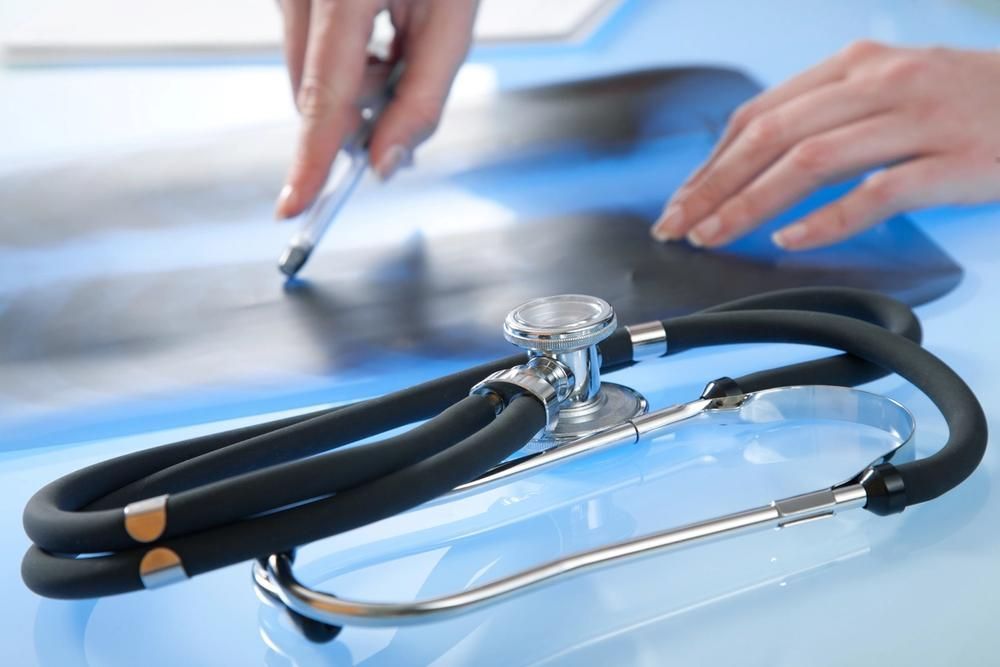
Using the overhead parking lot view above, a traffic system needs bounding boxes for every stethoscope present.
[21,287,987,644]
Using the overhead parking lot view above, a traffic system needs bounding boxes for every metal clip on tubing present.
[20,288,987,638]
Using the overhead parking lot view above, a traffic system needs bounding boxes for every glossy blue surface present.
[3,1,1000,665]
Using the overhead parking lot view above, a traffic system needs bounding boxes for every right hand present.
[275,0,480,219]
[652,41,1000,250]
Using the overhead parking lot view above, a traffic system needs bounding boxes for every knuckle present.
[862,170,902,208]
[744,113,782,151]
[737,189,765,221]
[408,97,444,137]
[719,193,755,228]
[878,55,930,87]
[911,97,944,125]
[296,78,350,119]
[292,147,332,174]
[728,102,757,133]
[789,138,836,176]
[852,70,886,99]
[827,199,853,234]
[393,93,445,144]
[841,39,885,64]
[686,177,726,213]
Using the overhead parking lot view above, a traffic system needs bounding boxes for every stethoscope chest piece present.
[501,294,647,446]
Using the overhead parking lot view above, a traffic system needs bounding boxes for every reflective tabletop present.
[2,1,999,665]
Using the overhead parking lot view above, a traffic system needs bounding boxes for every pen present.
[278,62,405,278]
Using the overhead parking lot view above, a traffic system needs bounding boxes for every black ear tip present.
[862,462,907,516]
[288,608,343,643]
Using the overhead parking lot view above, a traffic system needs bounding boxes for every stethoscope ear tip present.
[287,610,342,644]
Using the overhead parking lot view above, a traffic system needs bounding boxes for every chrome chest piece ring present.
[479,294,649,446]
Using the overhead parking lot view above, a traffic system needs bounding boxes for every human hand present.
[275,0,479,219]
[652,42,1000,250]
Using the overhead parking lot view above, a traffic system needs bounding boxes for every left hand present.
[651,41,1000,250]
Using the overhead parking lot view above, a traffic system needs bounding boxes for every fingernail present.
[274,184,297,220]
[773,224,809,249]
[687,215,721,247]
[651,205,685,241]
[375,144,410,182]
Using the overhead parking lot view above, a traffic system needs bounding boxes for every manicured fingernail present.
[651,205,685,241]
[687,215,720,247]
[773,224,809,249]
[375,144,410,181]
[274,184,297,220]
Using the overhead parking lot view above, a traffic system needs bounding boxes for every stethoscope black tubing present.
[26,396,499,555]
[23,355,524,555]
[698,287,922,391]
[22,396,546,599]
[22,287,961,601]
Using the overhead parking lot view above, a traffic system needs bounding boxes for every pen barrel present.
[298,150,371,248]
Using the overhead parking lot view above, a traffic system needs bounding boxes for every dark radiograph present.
[0,68,961,448]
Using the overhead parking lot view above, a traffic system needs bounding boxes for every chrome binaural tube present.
[253,385,915,630]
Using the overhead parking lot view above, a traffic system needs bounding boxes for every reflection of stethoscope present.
[21,287,987,643]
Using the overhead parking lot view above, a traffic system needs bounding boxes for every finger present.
[685,113,924,247]
[278,0,311,100]
[674,40,888,202]
[276,0,382,219]
[683,55,849,186]
[772,156,958,250]
[368,0,479,180]
[653,77,891,241]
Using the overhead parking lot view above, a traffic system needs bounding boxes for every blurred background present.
[2,0,997,170]
[0,0,627,169]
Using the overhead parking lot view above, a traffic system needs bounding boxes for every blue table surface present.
[2,1,1000,665]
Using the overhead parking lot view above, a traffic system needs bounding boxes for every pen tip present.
[279,246,310,278]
